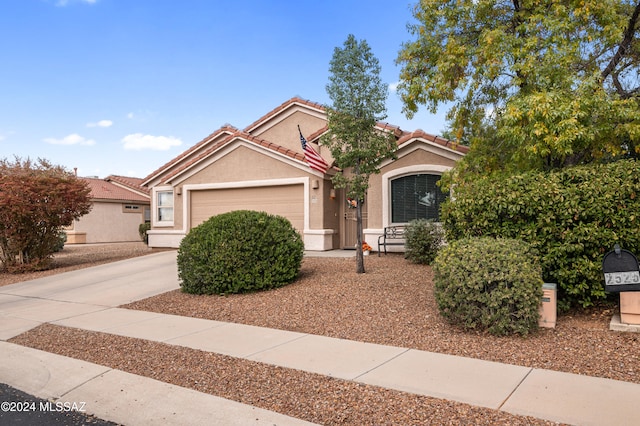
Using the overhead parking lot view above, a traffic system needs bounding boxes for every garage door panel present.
[190,185,304,231]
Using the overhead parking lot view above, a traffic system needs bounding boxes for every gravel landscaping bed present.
[123,255,640,385]
[4,244,637,424]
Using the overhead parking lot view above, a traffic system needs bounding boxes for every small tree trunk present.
[355,199,365,273]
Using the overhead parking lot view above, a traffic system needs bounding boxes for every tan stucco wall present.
[390,146,457,170]
[252,110,334,165]
[166,145,331,234]
[70,201,147,243]
[172,191,185,234]
[181,146,308,185]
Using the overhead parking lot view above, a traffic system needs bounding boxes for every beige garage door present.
[190,185,304,231]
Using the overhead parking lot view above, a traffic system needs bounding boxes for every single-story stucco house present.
[142,97,468,251]
[65,175,150,244]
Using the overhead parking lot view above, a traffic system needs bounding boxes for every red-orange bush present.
[0,157,92,272]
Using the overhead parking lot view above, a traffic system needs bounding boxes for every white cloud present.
[122,133,182,151]
[43,133,96,146]
[389,82,400,92]
[86,119,113,128]
[127,112,135,119]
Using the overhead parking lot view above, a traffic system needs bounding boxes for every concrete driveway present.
[0,251,180,340]
[0,251,314,425]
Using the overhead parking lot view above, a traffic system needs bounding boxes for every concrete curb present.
[0,342,317,426]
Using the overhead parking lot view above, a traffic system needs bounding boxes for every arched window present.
[391,174,447,223]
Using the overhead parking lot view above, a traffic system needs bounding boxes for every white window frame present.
[153,187,174,227]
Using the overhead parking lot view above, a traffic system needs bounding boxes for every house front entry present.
[342,202,368,249]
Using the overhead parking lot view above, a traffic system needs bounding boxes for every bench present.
[377,226,406,256]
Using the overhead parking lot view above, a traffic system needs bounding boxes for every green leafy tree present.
[397,0,640,176]
[0,157,92,272]
[322,34,397,273]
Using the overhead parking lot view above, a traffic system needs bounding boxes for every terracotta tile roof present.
[159,130,309,184]
[377,122,406,138]
[307,126,328,143]
[294,122,402,145]
[397,129,469,154]
[243,97,326,133]
[82,177,150,203]
[106,175,150,195]
[142,125,238,186]
[143,97,462,186]
[244,97,406,138]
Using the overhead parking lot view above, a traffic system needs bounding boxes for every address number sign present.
[602,244,640,293]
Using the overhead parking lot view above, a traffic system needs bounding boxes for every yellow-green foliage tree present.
[0,157,92,272]
[397,0,640,176]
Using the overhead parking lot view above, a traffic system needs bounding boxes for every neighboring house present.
[65,175,151,244]
[142,97,468,251]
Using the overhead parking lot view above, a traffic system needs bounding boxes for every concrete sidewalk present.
[1,250,639,425]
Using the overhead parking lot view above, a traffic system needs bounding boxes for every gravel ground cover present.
[4,243,637,424]
[123,255,640,385]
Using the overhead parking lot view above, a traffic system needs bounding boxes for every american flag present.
[298,126,329,174]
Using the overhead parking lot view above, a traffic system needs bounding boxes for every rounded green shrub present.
[433,237,543,336]
[177,210,304,295]
[404,219,444,265]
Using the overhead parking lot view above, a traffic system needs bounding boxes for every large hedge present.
[441,159,640,309]
[433,237,543,336]
[177,210,304,295]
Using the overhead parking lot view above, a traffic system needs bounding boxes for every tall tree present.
[0,157,92,272]
[323,34,397,273]
[396,0,640,177]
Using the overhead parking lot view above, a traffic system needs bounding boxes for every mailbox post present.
[603,244,640,325]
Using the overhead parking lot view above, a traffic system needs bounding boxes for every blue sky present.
[0,0,448,179]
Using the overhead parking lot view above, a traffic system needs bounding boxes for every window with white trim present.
[157,190,174,223]
[391,174,447,223]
